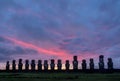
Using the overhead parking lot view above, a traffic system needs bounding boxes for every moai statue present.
[31,60,36,71]
[98,55,104,70]
[82,59,87,70]
[73,56,78,70]
[44,60,48,70]
[18,59,23,71]
[50,59,55,71]
[25,60,29,71]
[89,58,94,70]
[38,60,42,71]
[65,60,70,71]
[107,58,113,70]
[12,60,16,71]
[6,61,10,71]
[57,59,62,71]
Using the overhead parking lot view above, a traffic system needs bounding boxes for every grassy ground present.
[0,72,120,81]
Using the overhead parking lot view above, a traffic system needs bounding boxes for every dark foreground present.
[0,72,120,81]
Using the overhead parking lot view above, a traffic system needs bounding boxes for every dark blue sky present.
[0,0,120,69]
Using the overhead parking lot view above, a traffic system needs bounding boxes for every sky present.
[0,0,120,69]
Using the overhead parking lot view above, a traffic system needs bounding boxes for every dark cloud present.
[0,46,37,55]
[0,36,13,43]
[0,45,38,61]
[0,36,6,42]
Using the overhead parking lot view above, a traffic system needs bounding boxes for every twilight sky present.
[0,0,120,69]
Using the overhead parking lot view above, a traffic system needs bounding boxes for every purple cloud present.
[0,0,120,68]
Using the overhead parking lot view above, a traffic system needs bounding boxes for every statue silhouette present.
[12,60,16,71]
[6,61,10,71]
[89,58,94,70]
[25,60,29,71]
[65,60,70,71]
[82,59,87,70]
[107,58,113,70]
[99,55,104,70]
[73,56,78,70]
[31,60,36,71]
[44,60,48,70]
[50,59,55,71]
[57,59,62,71]
[18,59,23,71]
[38,60,42,71]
